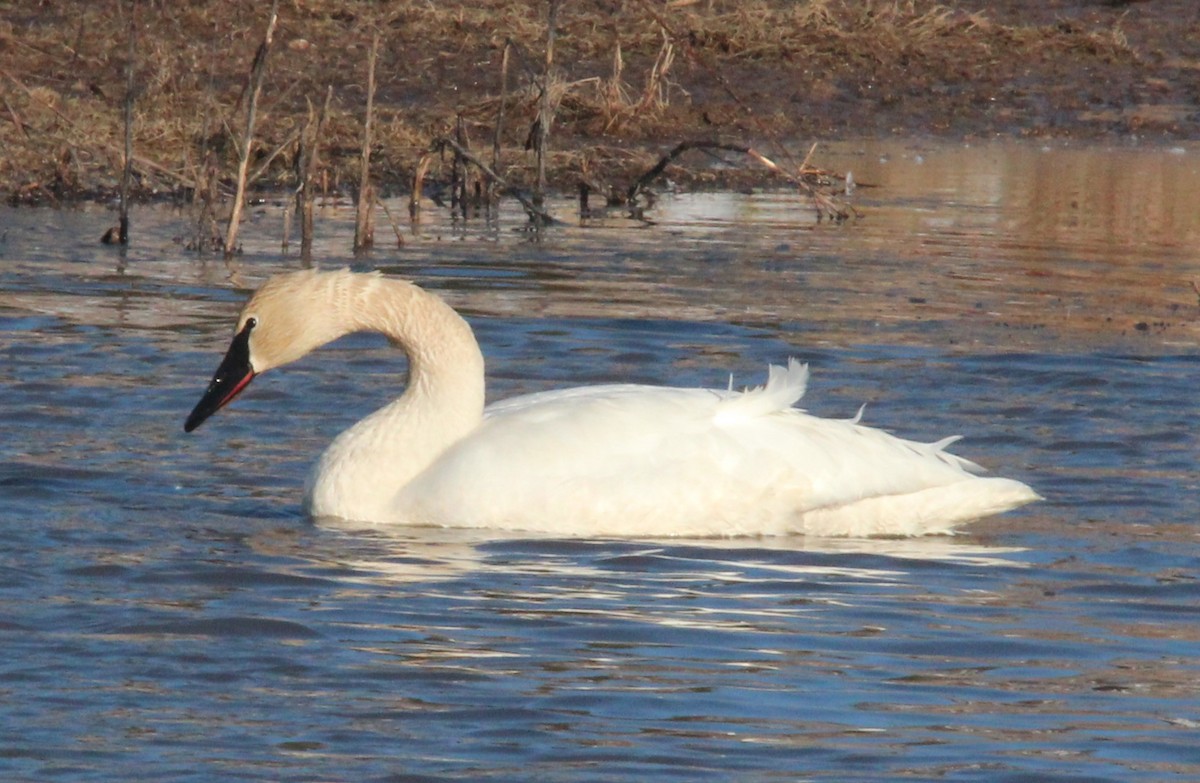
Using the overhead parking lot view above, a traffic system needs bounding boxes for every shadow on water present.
[1,139,1198,782]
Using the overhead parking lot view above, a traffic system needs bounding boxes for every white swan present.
[184,269,1039,537]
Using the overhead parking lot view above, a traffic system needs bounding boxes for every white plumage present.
[185,269,1039,538]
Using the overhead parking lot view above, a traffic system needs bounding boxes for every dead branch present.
[224,0,279,259]
[626,140,753,204]
[410,152,433,220]
[627,139,856,222]
[491,38,512,201]
[433,135,556,225]
[246,127,301,190]
[354,30,380,254]
[534,0,559,214]
[377,196,405,248]
[117,0,136,246]
[451,114,468,213]
[297,85,333,262]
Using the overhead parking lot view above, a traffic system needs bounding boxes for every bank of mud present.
[1,0,1197,206]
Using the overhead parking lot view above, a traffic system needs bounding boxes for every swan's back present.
[397,361,1039,537]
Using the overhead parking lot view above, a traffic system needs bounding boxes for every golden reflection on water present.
[3,140,1198,353]
[550,139,1200,351]
[816,140,1200,250]
[816,140,1200,348]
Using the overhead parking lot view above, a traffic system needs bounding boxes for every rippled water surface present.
[2,140,1199,781]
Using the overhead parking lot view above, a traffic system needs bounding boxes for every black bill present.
[184,320,257,432]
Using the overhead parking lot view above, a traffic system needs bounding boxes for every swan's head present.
[184,270,356,432]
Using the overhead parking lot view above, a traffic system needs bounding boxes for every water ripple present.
[2,148,1199,781]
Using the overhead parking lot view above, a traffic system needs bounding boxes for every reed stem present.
[354,30,380,254]
[224,0,279,259]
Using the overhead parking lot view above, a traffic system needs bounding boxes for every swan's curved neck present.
[303,274,486,523]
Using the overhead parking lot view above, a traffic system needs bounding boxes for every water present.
[1,139,1198,782]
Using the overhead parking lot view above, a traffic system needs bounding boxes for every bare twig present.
[627,140,855,221]
[297,85,332,262]
[626,140,752,204]
[434,136,556,225]
[354,29,379,254]
[534,0,559,215]
[188,150,221,254]
[451,113,467,214]
[117,0,136,246]
[377,196,405,248]
[491,38,511,201]
[224,0,279,258]
[246,127,301,189]
[281,199,293,255]
[410,152,433,220]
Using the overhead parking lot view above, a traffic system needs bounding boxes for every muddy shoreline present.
[2,0,1197,206]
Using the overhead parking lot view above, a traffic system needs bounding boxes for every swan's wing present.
[401,383,735,532]
[484,358,809,417]
[398,365,1037,537]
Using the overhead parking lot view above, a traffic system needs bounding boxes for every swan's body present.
[185,269,1038,537]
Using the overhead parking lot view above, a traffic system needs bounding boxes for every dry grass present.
[0,0,1149,205]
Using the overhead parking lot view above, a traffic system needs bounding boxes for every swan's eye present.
[245,316,258,330]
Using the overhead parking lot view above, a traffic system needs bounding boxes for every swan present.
[184,268,1039,537]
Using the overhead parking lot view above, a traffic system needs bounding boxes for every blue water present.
[2,141,1199,781]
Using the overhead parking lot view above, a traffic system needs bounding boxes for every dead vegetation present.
[0,0,1176,218]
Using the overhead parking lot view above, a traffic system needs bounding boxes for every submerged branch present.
[432,136,557,225]
[627,140,856,221]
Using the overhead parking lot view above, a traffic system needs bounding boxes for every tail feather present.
[716,359,809,421]
[799,476,1042,537]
